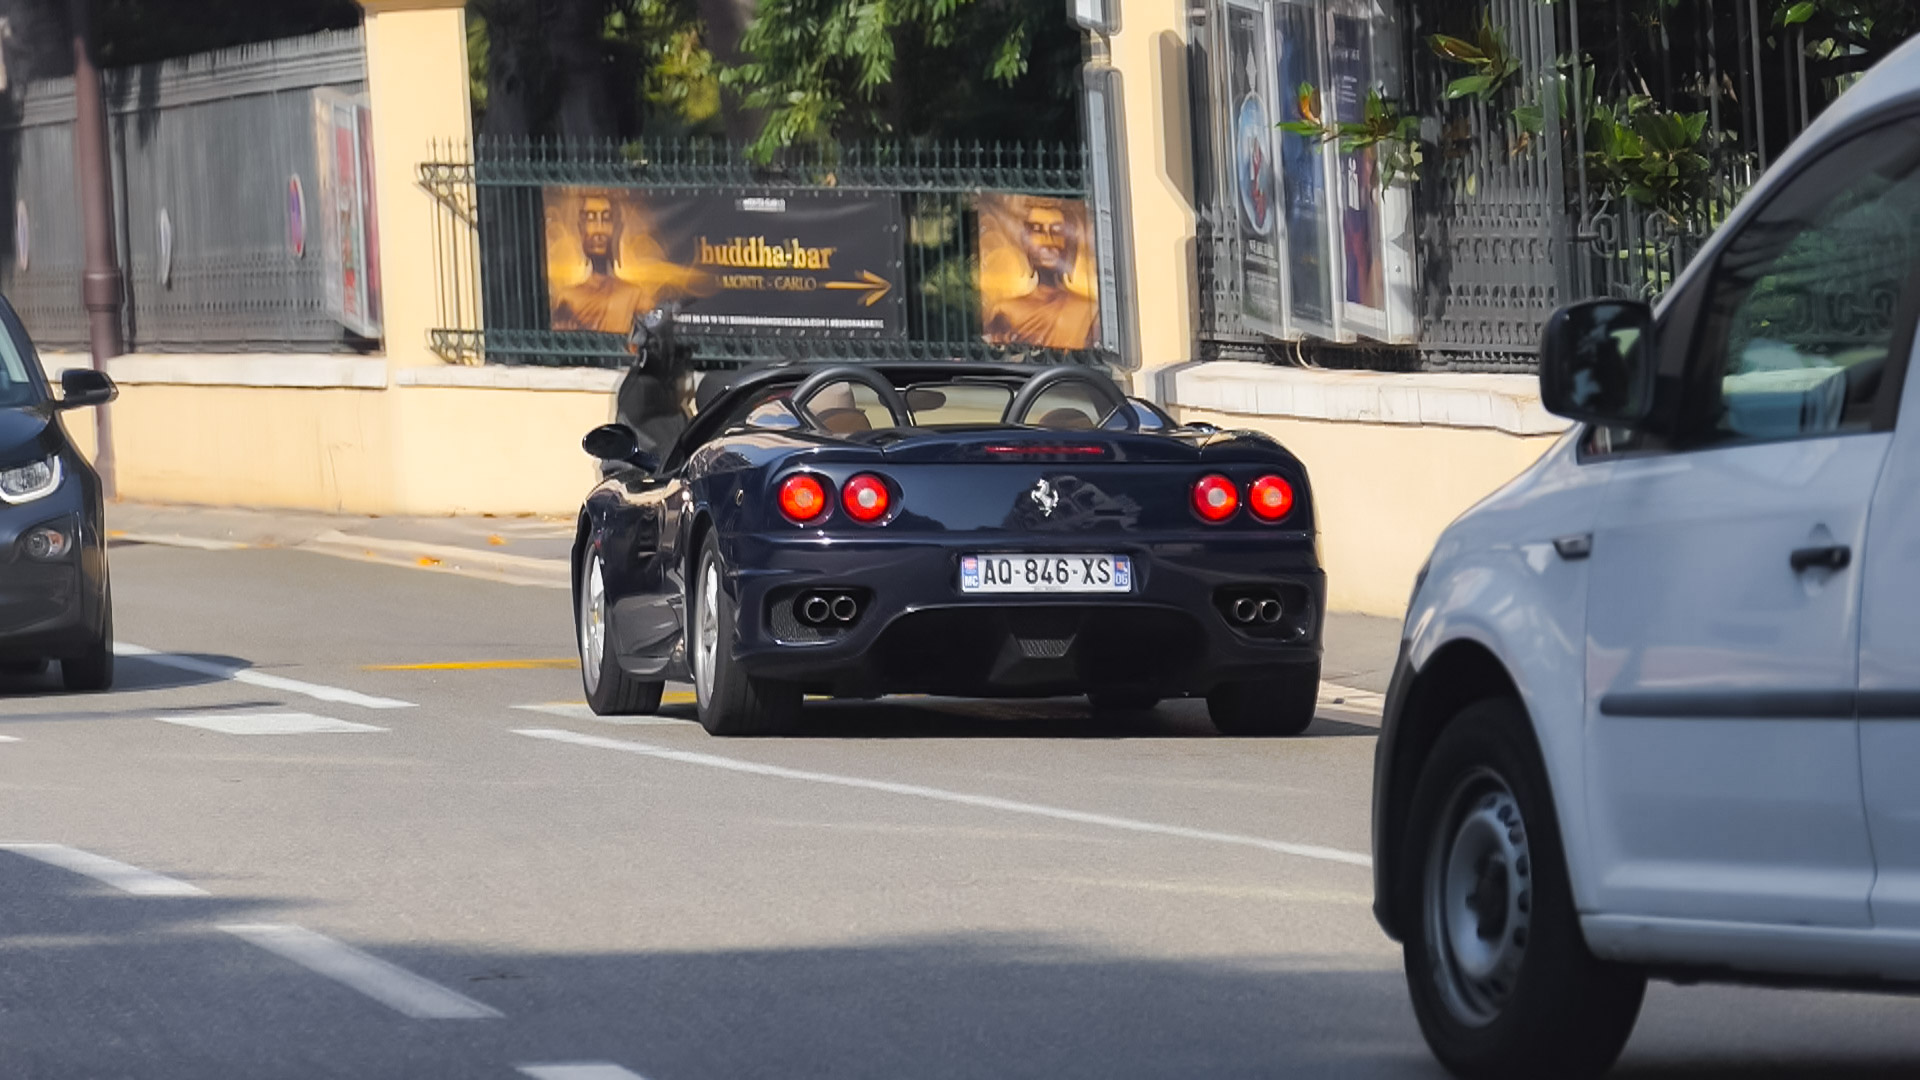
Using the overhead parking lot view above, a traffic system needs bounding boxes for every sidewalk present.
[107,502,574,589]
[104,501,1402,694]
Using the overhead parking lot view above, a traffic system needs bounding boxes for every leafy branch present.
[1428,15,1521,104]
[1279,85,1424,186]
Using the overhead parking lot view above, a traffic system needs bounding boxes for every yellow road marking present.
[363,659,576,671]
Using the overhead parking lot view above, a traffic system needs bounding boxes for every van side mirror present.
[1539,299,1656,428]
[582,424,659,472]
[56,368,117,410]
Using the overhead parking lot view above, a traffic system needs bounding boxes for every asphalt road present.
[6,541,1920,1079]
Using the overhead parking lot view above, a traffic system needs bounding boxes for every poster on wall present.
[541,189,906,338]
[1327,11,1385,321]
[975,193,1101,350]
[1272,0,1338,338]
[1224,0,1283,338]
[313,88,381,339]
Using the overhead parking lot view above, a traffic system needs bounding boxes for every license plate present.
[959,554,1132,594]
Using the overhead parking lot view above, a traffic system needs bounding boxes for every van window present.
[1692,116,1920,444]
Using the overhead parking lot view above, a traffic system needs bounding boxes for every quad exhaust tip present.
[797,591,862,627]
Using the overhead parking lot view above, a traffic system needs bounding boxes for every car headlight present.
[0,457,62,504]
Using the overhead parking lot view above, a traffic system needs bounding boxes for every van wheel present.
[691,535,800,736]
[1401,697,1645,1080]
[1206,662,1319,736]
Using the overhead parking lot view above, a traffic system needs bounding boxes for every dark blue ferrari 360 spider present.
[572,361,1325,736]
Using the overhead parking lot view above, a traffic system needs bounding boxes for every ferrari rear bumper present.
[725,532,1324,698]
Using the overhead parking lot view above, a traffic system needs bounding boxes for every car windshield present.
[0,318,37,408]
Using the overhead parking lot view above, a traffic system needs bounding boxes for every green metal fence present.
[420,137,1091,370]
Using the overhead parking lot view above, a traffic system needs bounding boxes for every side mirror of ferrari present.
[582,424,658,472]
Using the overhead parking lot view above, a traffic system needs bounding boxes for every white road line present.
[115,644,415,710]
[518,1065,651,1080]
[0,844,208,897]
[0,735,18,743]
[512,728,1373,869]
[512,703,694,726]
[219,924,501,1020]
[157,712,388,736]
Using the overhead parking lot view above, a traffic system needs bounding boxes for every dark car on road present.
[572,361,1325,736]
[0,298,118,691]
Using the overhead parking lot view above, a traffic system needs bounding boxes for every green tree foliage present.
[722,0,1079,156]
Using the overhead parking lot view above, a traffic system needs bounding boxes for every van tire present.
[1400,697,1645,1079]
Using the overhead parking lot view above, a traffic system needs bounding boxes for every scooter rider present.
[617,302,694,459]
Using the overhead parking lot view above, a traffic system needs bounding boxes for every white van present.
[1372,35,1920,1080]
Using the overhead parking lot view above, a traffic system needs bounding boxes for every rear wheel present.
[1206,662,1319,736]
[61,588,113,693]
[579,548,664,716]
[1401,698,1645,1080]
[0,658,49,677]
[691,535,800,736]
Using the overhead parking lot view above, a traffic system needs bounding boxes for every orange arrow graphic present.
[824,269,893,307]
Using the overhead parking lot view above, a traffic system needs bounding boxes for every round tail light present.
[1191,474,1239,523]
[1248,475,1295,521]
[779,474,829,523]
[842,473,892,523]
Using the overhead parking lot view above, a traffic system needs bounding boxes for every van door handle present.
[1790,544,1851,573]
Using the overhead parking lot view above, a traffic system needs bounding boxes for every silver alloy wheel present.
[694,553,720,709]
[1424,767,1533,1027]
[580,553,606,694]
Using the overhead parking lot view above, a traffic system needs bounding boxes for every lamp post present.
[68,0,120,496]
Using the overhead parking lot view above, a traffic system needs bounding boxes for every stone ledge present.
[394,365,622,392]
[40,353,389,390]
[1161,361,1568,437]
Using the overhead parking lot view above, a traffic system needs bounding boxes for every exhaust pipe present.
[1258,598,1283,624]
[800,594,832,626]
[1231,597,1260,624]
[830,594,859,623]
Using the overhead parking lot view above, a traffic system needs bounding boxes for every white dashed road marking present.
[157,712,388,736]
[116,644,415,710]
[220,924,502,1020]
[512,728,1373,868]
[0,843,208,897]
[512,703,694,726]
[518,1065,652,1080]
[0,735,18,743]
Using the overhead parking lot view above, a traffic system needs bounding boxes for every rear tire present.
[0,658,49,677]
[1400,697,1645,1080]
[691,534,800,736]
[579,548,665,716]
[61,590,113,692]
[1206,662,1319,736]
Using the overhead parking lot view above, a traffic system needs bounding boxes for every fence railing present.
[0,29,367,352]
[421,137,1093,370]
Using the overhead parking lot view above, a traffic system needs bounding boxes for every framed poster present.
[1223,0,1283,339]
[1270,0,1342,340]
[312,88,381,339]
[1323,0,1417,343]
[541,189,906,338]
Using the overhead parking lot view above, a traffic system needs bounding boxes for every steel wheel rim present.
[580,554,606,694]
[694,555,720,709]
[1423,766,1532,1028]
